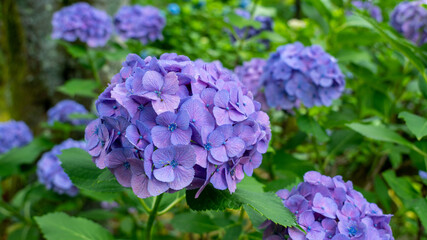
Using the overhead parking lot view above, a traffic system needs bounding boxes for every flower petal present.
[169,166,195,190]
[153,165,175,183]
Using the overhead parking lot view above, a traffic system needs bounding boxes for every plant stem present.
[145,194,164,240]
[157,195,185,216]
[86,49,103,92]
[138,198,151,213]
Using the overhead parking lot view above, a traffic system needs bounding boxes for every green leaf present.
[57,41,87,58]
[382,171,420,201]
[411,198,427,231]
[297,115,329,142]
[170,212,220,234]
[0,137,53,177]
[398,112,427,141]
[346,123,411,147]
[223,225,242,240]
[57,79,99,98]
[186,184,242,211]
[237,177,264,193]
[244,205,266,229]
[226,12,262,29]
[58,148,124,192]
[35,212,113,240]
[234,189,297,228]
[374,176,391,213]
[418,76,427,99]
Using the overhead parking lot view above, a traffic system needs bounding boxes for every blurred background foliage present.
[1,0,427,239]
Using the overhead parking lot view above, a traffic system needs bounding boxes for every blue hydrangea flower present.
[261,171,394,240]
[261,42,345,110]
[85,53,272,198]
[37,139,86,196]
[239,0,251,9]
[351,1,383,22]
[390,0,427,46]
[47,100,89,126]
[0,121,33,154]
[114,5,165,44]
[235,58,266,95]
[420,170,427,179]
[51,2,112,47]
[168,3,180,15]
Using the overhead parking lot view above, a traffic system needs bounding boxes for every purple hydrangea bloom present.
[114,5,165,44]
[419,170,427,179]
[261,42,345,110]
[261,171,394,240]
[0,121,33,154]
[390,0,427,46]
[85,53,271,198]
[235,58,266,95]
[51,2,112,47]
[229,9,273,47]
[47,100,89,126]
[37,139,86,196]
[351,1,383,22]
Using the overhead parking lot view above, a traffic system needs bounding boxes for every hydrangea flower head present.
[235,58,266,95]
[390,0,427,46]
[261,171,394,240]
[229,9,273,47]
[351,1,382,22]
[47,100,89,126]
[51,2,112,47]
[261,42,345,110]
[37,139,86,196]
[85,53,271,198]
[0,121,33,154]
[114,5,165,44]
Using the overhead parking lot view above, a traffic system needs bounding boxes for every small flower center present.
[168,123,178,132]
[206,104,210,107]
[170,159,178,168]
[154,90,162,98]
[123,162,130,169]
[204,143,212,151]
[192,119,196,123]
[295,210,299,214]
[137,105,144,111]
[100,140,105,147]
[225,107,230,111]
[117,131,122,135]
[230,169,235,176]
[348,226,357,237]
[139,135,143,139]
[113,105,118,110]
[307,226,311,232]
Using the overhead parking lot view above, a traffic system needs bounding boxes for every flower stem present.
[145,194,163,240]
[138,198,151,213]
[157,195,185,216]
[86,48,103,92]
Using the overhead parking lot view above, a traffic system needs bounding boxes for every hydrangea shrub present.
[390,0,427,46]
[37,139,86,196]
[114,5,165,44]
[261,171,394,240]
[51,2,112,47]
[0,120,33,154]
[351,1,382,22]
[261,42,345,110]
[85,53,271,198]
[47,100,89,126]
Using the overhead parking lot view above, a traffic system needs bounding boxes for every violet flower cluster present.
[0,121,33,154]
[230,9,273,46]
[47,100,89,126]
[51,2,112,47]
[261,42,345,110]
[85,53,271,198]
[390,0,427,46]
[351,1,383,22]
[261,171,394,240]
[114,5,166,44]
[37,139,85,196]
[235,58,266,95]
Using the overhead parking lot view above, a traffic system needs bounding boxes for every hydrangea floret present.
[235,58,266,95]
[0,121,33,154]
[261,42,345,110]
[390,0,427,46]
[85,53,271,198]
[114,5,165,44]
[261,171,394,240]
[37,139,86,196]
[47,100,89,126]
[51,2,112,47]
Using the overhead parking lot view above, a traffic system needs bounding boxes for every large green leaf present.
[186,185,242,211]
[170,212,220,234]
[382,171,420,201]
[57,79,99,98]
[35,212,113,240]
[57,41,87,58]
[297,115,329,142]
[346,123,411,147]
[0,137,53,177]
[58,148,124,192]
[398,112,427,141]
[234,189,297,228]
[411,198,427,231]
